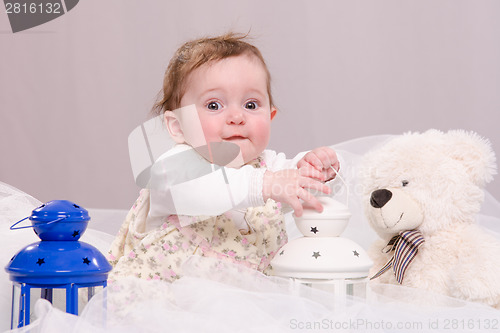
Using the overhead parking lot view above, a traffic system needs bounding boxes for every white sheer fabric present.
[5,257,500,333]
[1,135,500,332]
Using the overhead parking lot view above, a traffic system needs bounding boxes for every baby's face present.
[177,54,275,164]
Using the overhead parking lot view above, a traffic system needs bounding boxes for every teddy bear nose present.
[370,189,393,208]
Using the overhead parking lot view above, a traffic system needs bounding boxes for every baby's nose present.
[226,107,245,124]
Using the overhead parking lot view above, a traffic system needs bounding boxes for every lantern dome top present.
[296,196,351,220]
[31,200,90,223]
[5,240,112,284]
[10,200,91,241]
[5,200,112,285]
[31,200,90,240]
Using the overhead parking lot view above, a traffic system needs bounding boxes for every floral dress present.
[107,158,288,282]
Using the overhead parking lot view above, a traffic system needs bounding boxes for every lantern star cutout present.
[312,251,321,259]
[82,257,91,265]
[279,250,284,256]
[353,250,360,257]
[72,230,80,237]
[310,227,318,234]
[36,258,45,266]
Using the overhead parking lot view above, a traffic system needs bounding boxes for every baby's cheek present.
[199,120,223,143]
[252,118,272,140]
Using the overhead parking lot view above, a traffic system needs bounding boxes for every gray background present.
[1,0,499,209]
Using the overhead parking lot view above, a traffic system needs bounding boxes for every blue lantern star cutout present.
[36,258,45,266]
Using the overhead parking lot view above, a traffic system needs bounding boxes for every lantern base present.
[271,237,373,280]
[291,277,369,299]
[10,282,107,329]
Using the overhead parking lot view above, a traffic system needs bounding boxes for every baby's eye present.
[402,180,409,187]
[244,101,259,110]
[206,101,222,111]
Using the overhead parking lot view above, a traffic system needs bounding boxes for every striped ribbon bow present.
[370,230,425,284]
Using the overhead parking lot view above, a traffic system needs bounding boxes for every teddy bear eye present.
[402,180,409,187]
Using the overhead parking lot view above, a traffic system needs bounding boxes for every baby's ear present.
[445,130,497,186]
[270,107,277,120]
[164,111,185,143]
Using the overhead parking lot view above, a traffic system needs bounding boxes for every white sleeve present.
[148,145,345,225]
[148,144,266,225]
[261,149,308,171]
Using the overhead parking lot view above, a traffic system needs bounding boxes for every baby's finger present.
[313,149,331,168]
[325,148,338,164]
[298,165,326,181]
[325,167,336,180]
[300,177,331,195]
[290,197,304,217]
[317,147,339,171]
[298,188,323,213]
[331,159,340,172]
[305,153,323,171]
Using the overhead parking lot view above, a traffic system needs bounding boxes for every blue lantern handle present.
[10,216,65,230]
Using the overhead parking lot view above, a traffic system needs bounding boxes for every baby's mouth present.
[224,135,247,141]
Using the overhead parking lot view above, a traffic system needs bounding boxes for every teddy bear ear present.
[445,130,497,186]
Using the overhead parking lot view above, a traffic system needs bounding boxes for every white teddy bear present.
[361,129,500,308]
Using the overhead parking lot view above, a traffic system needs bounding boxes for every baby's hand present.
[297,147,339,182]
[262,168,331,217]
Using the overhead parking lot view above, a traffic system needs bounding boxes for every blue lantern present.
[5,200,112,329]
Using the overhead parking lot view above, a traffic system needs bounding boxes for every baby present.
[108,33,340,282]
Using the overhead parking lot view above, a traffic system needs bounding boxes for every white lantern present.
[272,172,372,298]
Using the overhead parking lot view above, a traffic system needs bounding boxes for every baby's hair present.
[152,32,274,115]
